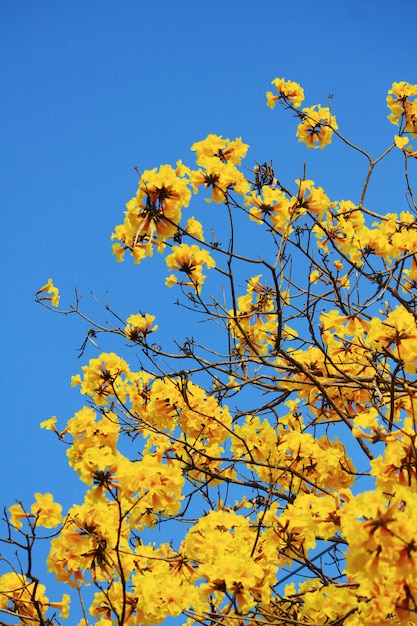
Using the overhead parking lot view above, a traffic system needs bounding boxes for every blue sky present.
[1,0,417,622]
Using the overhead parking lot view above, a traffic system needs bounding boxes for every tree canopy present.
[2,77,417,625]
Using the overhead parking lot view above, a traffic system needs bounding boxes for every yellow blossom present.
[9,502,30,530]
[40,415,59,433]
[124,313,158,342]
[190,158,250,203]
[266,77,305,108]
[49,593,71,619]
[191,134,249,166]
[394,134,409,149]
[165,243,215,292]
[111,164,192,263]
[296,105,338,149]
[387,81,417,136]
[310,269,321,284]
[0,572,49,621]
[31,493,63,528]
[36,278,60,306]
[184,216,204,240]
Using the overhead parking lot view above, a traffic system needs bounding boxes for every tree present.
[1,76,417,626]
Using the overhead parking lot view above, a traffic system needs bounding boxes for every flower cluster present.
[267,77,337,148]
[387,81,417,134]
[124,312,158,342]
[110,134,250,293]
[190,134,250,203]
[296,105,338,149]
[227,274,280,355]
[0,572,70,621]
[111,163,192,263]
[387,81,417,157]
[266,77,305,108]
[165,243,216,292]
[15,75,417,625]
[9,493,63,530]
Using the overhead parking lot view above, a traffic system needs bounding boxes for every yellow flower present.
[296,105,338,149]
[266,77,305,109]
[111,164,192,263]
[36,278,60,307]
[336,273,350,289]
[191,134,249,166]
[165,244,215,292]
[394,134,409,149]
[0,572,49,621]
[310,269,321,284]
[387,81,417,135]
[245,186,291,228]
[31,493,63,528]
[393,135,417,158]
[184,216,204,241]
[124,313,158,342]
[71,353,130,406]
[40,415,58,433]
[49,593,71,619]
[9,502,30,530]
[190,159,250,203]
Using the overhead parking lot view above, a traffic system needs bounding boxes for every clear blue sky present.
[1,0,416,622]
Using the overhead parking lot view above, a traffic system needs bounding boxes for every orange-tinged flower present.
[49,593,71,619]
